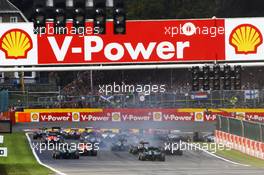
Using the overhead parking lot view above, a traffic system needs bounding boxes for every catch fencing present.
[217,115,264,142]
[4,89,264,109]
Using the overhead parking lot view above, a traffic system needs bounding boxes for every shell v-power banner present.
[0,18,263,66]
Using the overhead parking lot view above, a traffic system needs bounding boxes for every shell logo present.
[194,112,204,122]
[0,29,33,59]
[72,112,80,122]
[229,24,263,54]
[153,112,162,121]
[31,113,39,122]
[112,112,121,122]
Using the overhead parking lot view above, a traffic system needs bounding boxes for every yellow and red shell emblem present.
[0,29,33,59]
[154,112,162,120]
[31,113,39,121]
[72,113,79,121]
[229,24,263,54]
[112,113,120,121]
[195,113,203,120]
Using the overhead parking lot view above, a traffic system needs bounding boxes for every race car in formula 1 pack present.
[32,128,47,140]
[138,147,165,161]
[163,141,183,155]
[78,142,98,156]
[129,141,149,155]
[163,134,184,156]
[41,132,64,144]
[52,146,80,159]
[80,131,101,143]
[111,138,130,151]
[62,128,82,139]
[101,130,117,140]
[203,133,215,143]
[50,127,62,134]
[79,127,96,141]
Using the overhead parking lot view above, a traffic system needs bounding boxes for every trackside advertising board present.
[1,18,264,65]
[24,109,203,122]
[15,108,264,123]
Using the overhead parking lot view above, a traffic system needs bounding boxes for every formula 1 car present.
[52,147,79,159]
[166,133,191,142]
[80,131,100,142]
[203,133,215,142]
[138,147,165,161]
[41,132,64,144]
[129,141,149,155]
[78,142,98,156]
[32,128,47,140]
[162,134,184,155]
[163,141,183,156]
[62,128,82,139]
[79,131,100,156]
[101,130,117,140]
[51,127,62,133]
[111,138,130,151]
[84,127,94,133]
[80,131,105,146]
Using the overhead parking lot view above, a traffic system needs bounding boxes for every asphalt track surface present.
[34,144,264,175]
[15,122,264,175]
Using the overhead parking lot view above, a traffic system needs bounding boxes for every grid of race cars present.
[30,127,215,161]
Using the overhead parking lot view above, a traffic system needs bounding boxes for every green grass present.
[215,149,264,168]
[0,133,54,175]
[200,142,264,168]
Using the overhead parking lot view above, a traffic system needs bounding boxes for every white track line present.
[25,133,67,175]
[186,142,250,167]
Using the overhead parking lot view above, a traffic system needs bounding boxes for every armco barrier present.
[215,130,264,160]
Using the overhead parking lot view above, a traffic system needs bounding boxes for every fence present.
[217,115,264,142]
[4,89,264,109]
[7,91,60,109]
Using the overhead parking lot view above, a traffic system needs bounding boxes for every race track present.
[36,146,264,175]
[14,123,264,175]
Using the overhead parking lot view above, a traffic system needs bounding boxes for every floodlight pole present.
[90,70,93,95]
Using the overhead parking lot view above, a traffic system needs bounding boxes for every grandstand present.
[1,67,264,110]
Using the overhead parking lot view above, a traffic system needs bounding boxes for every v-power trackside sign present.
[0,18,263,66]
